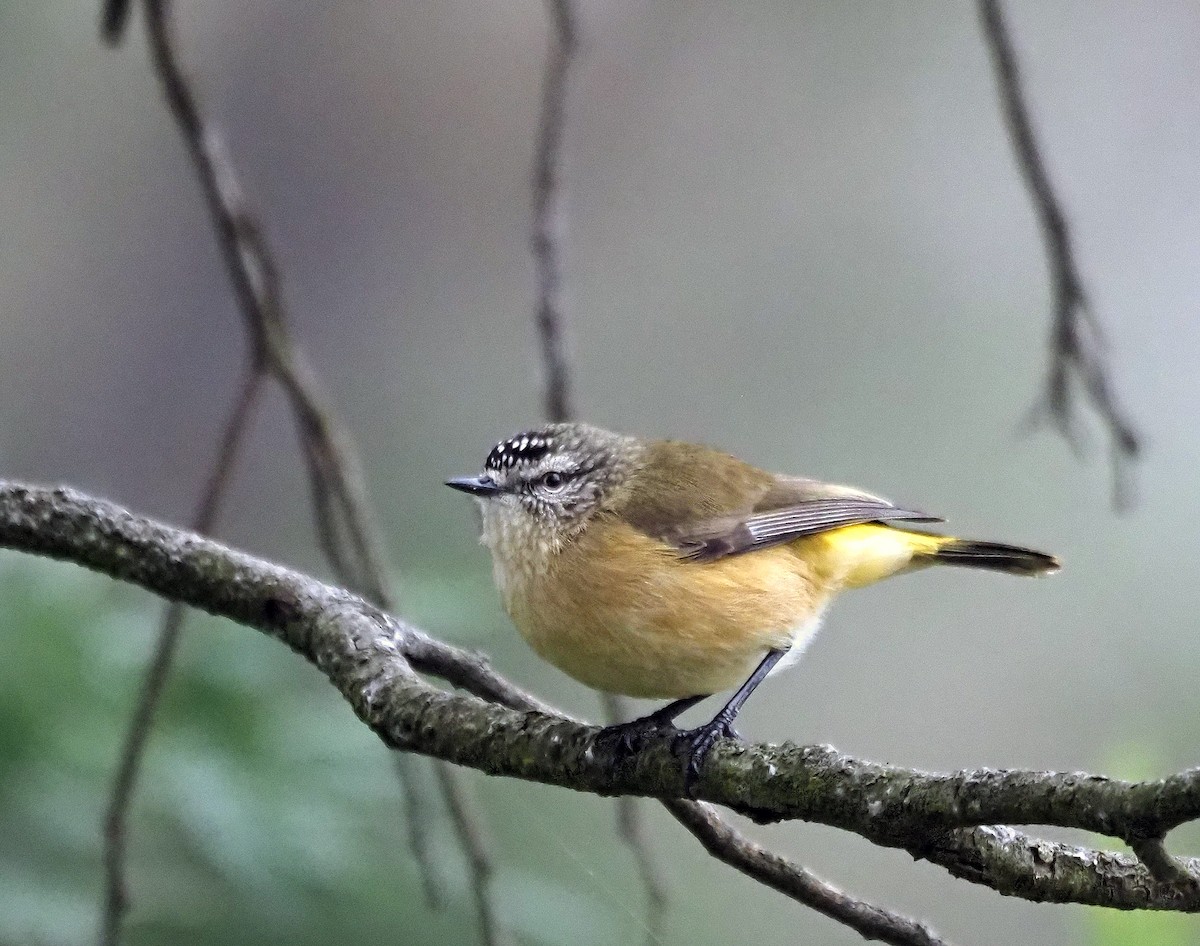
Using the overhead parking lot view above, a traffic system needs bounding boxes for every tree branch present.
[104,1,503,939]
[531,0,577,424]
[926,826,1200,908]
[977,0,1140,506]
[101,367,263,946]
[4,481,1198,915]
[666,801,948,946]
[529,4,675,934]
[139,0,392,605]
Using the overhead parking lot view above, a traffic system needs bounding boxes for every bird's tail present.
[920,537,1060,576]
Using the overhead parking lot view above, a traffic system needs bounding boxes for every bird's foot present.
[593,704,688,761]
[675,718,743,797]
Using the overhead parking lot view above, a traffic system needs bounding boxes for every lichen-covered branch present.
[924,826,1200,908]
[3,481,1198,915]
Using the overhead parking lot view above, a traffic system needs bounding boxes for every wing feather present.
[614,440,942,564]
[677,498,941,562]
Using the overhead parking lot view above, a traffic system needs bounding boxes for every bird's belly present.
[507,536,825,699]
[524,613,771,698]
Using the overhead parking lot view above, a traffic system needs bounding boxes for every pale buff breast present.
[498,516,829,699]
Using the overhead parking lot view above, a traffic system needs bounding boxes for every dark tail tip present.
[931,539,1060,576]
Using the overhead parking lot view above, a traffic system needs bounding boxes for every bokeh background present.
[3,1,1199,944]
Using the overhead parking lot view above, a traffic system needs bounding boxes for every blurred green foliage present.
[1083,744,1198,946]
[0,553,639,946]
[7,1,1200,942]
[1089,911,1193,946]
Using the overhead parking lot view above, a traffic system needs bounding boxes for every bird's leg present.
[675,648,787,795]
[595,694,709,758]
[640,694,709,727]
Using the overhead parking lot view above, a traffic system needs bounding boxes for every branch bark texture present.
[2,481,1198,915]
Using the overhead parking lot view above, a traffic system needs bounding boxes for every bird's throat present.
[478,502,564,608]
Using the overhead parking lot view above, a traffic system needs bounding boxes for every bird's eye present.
[540,471,566,492]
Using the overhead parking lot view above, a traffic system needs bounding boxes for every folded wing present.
[675,494,942,562]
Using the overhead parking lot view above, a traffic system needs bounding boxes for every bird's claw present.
[593,715,681,762]
[675,718,743,797]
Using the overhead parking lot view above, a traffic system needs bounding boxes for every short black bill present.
[445,475,501,497]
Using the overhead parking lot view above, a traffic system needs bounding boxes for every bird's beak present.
[445,475,502,497]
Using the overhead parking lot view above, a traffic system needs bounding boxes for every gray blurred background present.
[2,1,1198,944]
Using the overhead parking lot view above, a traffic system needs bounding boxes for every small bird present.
[447,423,1058,786]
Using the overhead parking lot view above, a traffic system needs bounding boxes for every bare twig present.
[139,0,393,605]
[531,0,577,424]
[666,801,949,946]
[394,755,444,909]
[9,483,1200,917]
[102,2,506,941]
[100,368,264,946]
[527,5,937,940]
[529,5,672,932]
[433,764,514,946]
[100,0,131,44]
[601,694,670,946]
[1129,836,1199,888]
[977,0,1140,506]
[400,628,560,717]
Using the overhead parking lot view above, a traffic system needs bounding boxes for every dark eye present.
[540,471,566,491]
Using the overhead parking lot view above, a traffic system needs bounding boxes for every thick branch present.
[926,826,1200,908]
[2,481,1199,912]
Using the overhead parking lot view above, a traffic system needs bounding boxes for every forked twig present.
[977,0,1140,506]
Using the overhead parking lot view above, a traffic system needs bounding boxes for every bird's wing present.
[624,465,942,563]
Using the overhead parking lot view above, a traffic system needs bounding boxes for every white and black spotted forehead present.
[484,431,554,472]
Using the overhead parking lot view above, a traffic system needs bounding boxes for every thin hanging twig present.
[532,0,578,424]
[977,0,1140,506]
[99,3,505,943]
[602,695,670,946]
[529,4,671,937]
[524,3,950,941]
[100,367,264,946]
[434,763,514,946]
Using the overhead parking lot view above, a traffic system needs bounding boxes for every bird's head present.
[446,423,640,543]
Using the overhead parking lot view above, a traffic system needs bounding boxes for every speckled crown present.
[484,431,553,472]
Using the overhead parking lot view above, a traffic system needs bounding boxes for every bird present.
[446,422,1058,788]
